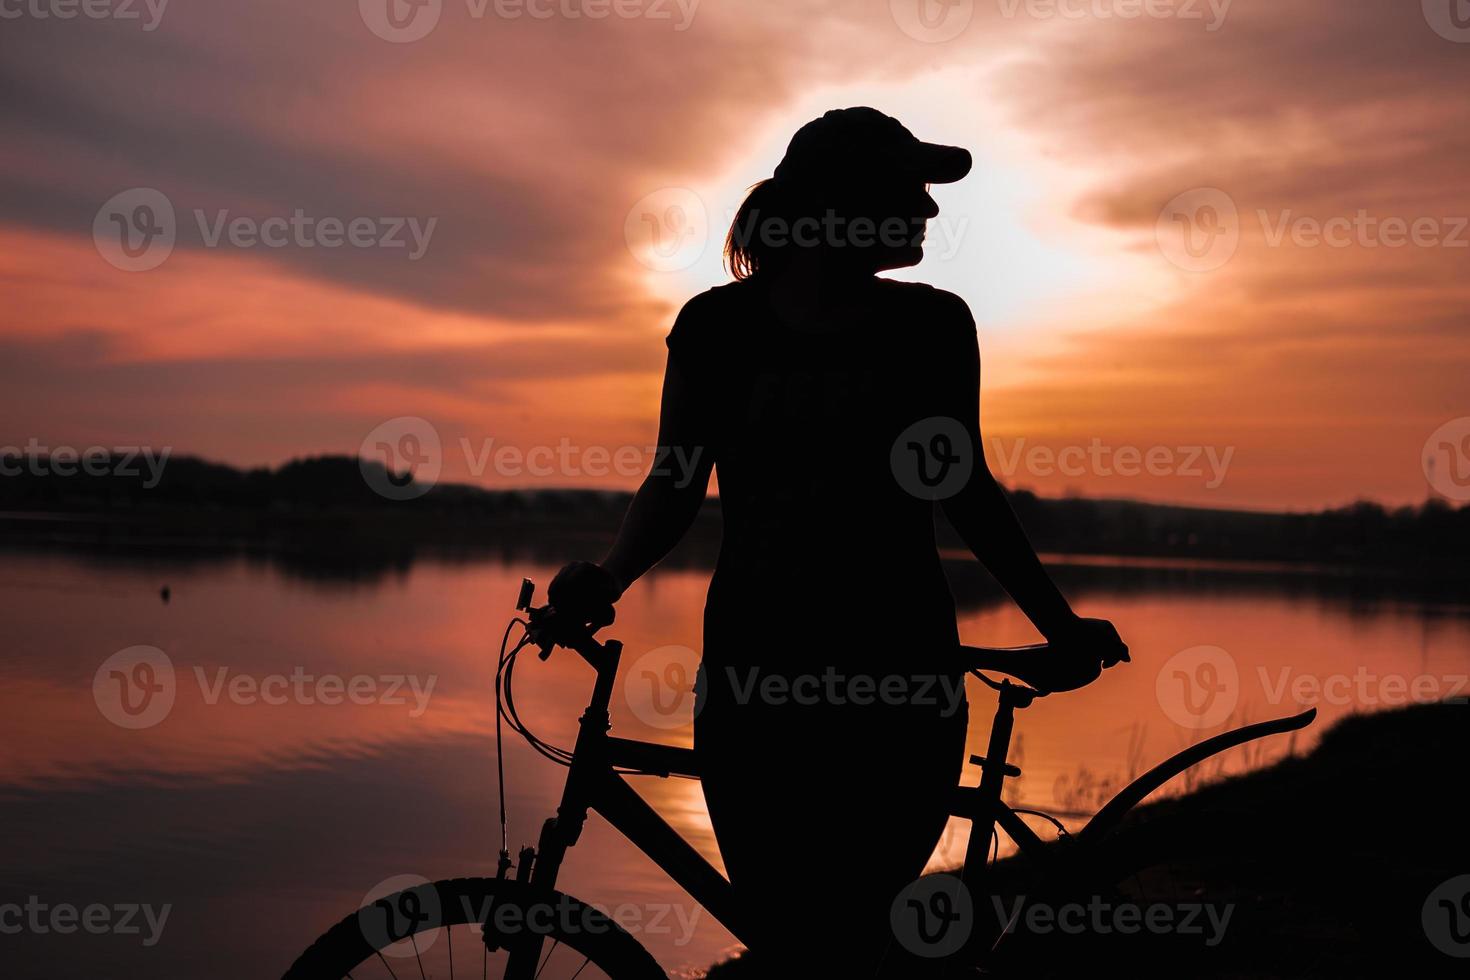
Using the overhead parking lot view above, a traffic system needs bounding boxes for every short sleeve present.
[663,289,720,378]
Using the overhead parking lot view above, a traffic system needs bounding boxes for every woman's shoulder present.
[665,281,757,354]
[677,281,751,319]
[872,280,978,359]
[873,278,974,326]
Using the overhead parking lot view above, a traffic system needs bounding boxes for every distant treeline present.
[0,452,1466,572]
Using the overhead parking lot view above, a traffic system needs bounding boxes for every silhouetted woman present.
[552,108,1127,975]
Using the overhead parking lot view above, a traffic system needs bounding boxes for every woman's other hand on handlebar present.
[548,561,624,632]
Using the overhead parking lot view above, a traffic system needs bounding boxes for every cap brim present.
[911,142,972,184]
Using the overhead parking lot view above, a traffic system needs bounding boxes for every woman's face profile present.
[834,178,940,275]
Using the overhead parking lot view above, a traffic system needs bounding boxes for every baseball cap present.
[772,107,972,188]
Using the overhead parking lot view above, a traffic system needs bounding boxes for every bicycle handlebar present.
[516,579,610,666]
[515,579,1114,696]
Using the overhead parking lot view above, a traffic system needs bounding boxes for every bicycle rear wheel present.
[283,877,668,980]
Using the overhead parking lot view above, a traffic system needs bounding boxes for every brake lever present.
[514,579,557,659]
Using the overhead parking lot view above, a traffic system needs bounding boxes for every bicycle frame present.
[503,629,746,980]
[500,601,1316,976]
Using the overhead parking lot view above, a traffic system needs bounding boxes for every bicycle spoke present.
[411,931,426,980]
[535,938,560,978]
[448,923,454,980]
[374,950,399,980]
[568,958,592,980]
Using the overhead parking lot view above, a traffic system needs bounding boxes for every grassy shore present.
[706,700,1468,977]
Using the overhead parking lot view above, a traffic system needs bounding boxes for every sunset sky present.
[3,0,1467,510]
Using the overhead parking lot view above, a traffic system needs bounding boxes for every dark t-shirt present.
[667,275,978,671]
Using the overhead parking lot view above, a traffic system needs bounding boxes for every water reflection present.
[1,545,1466,978]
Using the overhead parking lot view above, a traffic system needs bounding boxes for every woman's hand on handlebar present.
[1033,616,1129,694]
[1046,615,1130,666]
[547,561,623,633]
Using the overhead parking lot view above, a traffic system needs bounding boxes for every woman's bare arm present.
[935,316,1078,638]
[600,352,715,592]
[935,303,1125,667]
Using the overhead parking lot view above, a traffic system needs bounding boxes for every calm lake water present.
[3,545,1468,977]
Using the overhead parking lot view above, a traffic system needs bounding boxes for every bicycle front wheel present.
[283,877,668,980]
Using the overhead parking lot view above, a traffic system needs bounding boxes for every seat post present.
[961,680,1026,877]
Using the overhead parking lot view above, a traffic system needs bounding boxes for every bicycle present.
[284,578,1316,978]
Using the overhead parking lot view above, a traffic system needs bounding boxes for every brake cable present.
[496,618,532,862]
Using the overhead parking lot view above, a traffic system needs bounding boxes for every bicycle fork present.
[500,640,623,980]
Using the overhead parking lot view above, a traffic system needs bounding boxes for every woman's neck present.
[762,253,875,330]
